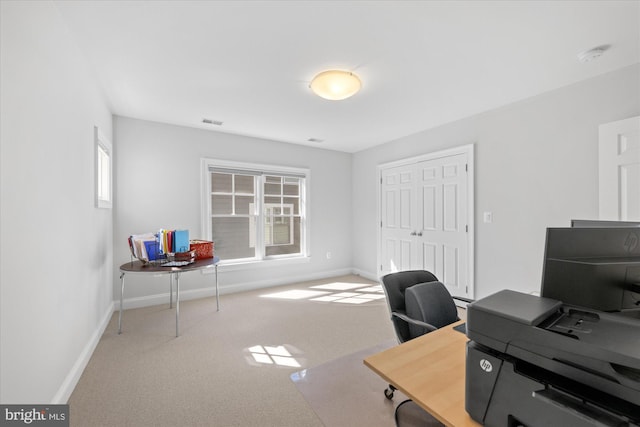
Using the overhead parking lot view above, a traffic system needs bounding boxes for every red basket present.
[189,240,214,260]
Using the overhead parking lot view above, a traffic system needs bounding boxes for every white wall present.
[0,2,113,403]
[114,117,353,304]
[1,2,637,405]
[352,64,640,298]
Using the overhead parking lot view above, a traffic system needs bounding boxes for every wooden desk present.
[364,321,480,427]
[118,256,220,337]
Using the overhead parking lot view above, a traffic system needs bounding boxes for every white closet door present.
[599,116,640,221]
[380,164,417,273]
[379,146,473,299]
[417,153,469,297]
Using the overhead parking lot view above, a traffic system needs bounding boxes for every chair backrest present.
[405,281,459,339]
[381,270,439,343]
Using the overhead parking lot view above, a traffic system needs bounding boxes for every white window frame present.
[94,126,112,209]
[201,158,310,267]
[264,203,295,246]
[249,202,295,247]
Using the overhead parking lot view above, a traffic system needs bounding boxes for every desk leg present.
[169,274,173,309]
[175,272,180,337]
[215,265,219,311]
[118,272,125,334]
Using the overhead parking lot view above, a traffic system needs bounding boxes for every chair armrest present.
[391,311,438,333]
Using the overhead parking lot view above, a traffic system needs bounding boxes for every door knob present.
[410,231,417,236]
[417,231,423,236]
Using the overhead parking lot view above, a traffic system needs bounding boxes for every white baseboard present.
[116,287,219,310]
[52,300,114,404]
[351,268,379,282]
[214,267,355,295]
[114,268,357,310]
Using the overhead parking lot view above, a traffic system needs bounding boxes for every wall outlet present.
[326,251,332,260]
[483,212,493,223]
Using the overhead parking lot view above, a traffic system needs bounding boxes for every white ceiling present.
[54,1,640,153]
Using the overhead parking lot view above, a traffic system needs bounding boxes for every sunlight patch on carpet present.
[310,282,369,291]
[259,282,384,305]
[260,289,329,299]
[246,345,302,368]
[357,285,384,293]
[312,292,386,304]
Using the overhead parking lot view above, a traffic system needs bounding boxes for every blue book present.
[174,229,190,253]
[144,240,159,261]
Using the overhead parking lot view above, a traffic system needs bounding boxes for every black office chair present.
[380,270,472,426]
[393,399,443,427]
[380,270,472,399]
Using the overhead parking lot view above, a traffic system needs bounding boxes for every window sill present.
[202,256,311,273]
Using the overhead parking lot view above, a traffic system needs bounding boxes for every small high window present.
[94,126,112,209]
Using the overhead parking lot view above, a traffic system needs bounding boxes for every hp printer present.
[465,290,640,426]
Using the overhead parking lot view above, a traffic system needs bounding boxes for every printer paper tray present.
[533,388,634,427]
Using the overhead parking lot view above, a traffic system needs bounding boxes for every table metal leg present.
[175,272,180,337]
[215,265,219,311]
[118,272,125,334]
[169,274,173,309]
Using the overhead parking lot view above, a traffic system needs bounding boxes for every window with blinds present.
[202,159,308,263]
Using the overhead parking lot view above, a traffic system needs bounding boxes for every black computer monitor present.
[571,219,640,228]
[541,227,640,313]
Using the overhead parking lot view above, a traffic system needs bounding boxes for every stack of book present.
[128,229,190,262]
[158,229,190,254]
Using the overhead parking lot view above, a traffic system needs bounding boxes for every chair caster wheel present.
[384,388,394,400]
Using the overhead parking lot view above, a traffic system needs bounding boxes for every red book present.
[167,230,174,253]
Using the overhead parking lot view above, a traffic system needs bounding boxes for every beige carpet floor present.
[68,274,403,426]
[291,341,405,426]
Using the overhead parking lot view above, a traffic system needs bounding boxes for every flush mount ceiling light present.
[577,45,609,63]
[309,70,361,100]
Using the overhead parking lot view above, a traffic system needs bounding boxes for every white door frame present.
[376,144,475,299]
[599,116,640,221]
